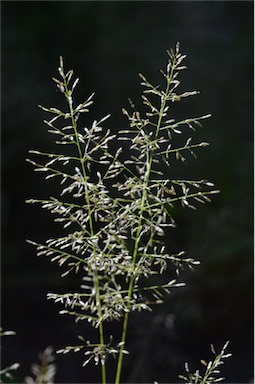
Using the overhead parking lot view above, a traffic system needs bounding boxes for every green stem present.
[63,74,107,384]
[114,190,147,384]
[114,55,176,384]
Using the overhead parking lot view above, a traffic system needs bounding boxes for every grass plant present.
[27,43,229,383]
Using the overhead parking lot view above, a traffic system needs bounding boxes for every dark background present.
[1,1,253,383]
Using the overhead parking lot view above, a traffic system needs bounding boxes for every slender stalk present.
[115,56,176,384]
[114,188,147,384]
[63,75,107,384]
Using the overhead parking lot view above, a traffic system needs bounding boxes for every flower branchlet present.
[179,341,232,383]
[24,346,56,384]
[0,329,20,382]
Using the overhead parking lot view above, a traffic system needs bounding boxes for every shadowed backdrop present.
[2,1,253,383]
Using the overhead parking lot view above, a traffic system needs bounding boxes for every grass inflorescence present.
[27,43,228,383]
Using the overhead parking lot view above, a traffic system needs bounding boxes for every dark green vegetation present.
[2,1,253,383]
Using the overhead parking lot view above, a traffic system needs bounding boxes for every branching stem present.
[114,53,176,384]
[62,73,107,384]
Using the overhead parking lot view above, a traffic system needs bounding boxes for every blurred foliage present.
[1,1,253,383]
